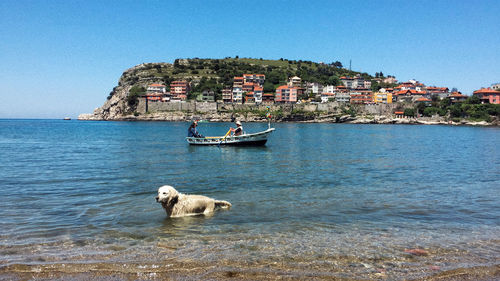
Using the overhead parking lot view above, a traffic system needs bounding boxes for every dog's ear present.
[167,194,178,206]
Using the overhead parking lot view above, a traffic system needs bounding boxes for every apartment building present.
[275,85,298,103]
[305,82,324,96]
[232,76,244,103]
[222,88,233,103]
[334,86,350,103]
[170,80,190,101]
[350,89,373,104]
[373,92,392,104]
[243,74,265,86]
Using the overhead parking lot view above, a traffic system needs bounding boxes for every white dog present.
[155,185,232,217]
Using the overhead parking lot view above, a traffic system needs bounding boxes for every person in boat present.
[230,121,244,136]
[188,121,204,138]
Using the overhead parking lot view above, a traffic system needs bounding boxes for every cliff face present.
[79,63,172,120]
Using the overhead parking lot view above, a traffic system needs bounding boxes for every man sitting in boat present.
[188,121,204,138]
[230,121,244,136]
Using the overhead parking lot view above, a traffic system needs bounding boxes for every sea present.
[0,119,499,279]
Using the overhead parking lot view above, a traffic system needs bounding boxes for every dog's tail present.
[214,200,232,209]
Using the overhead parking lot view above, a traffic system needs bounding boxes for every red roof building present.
[245,91,255,103]
[242,82,256,93]
[233,77,244,88]
[449,91,467,103]
[243,74,265,86]
[350,89,373,104]
[262,93,275,104]
[145,94,163,101]
[147,83,166,94]
[321,92,335,103]
[415,97,431,102]
[473,88,500,104]
[275,85,298,103]
[427,87,449,93]
[170,81,190,101]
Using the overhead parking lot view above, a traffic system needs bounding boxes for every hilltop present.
[82,58,375,119]
[118,57,368,96]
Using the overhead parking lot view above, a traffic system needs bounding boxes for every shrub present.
[423,107,439,117]
[341,105,356,117]
[449,104,462,118]
[127,85,146,107]
[404,108,416,117]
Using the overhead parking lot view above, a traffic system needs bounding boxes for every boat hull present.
[186,128,275,146]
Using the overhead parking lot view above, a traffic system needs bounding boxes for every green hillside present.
[119,57,374,100]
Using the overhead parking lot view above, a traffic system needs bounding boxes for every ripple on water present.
[0,121,499,279]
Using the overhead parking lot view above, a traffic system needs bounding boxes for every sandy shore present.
[1,260,499,281]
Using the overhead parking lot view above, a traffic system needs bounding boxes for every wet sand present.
[1,259,499,281]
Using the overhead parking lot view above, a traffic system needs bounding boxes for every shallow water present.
[0,119,499,279]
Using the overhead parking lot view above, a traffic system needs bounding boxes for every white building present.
[232,87,243,103]
[254,86,263,104]
[492,82,500,91]
[288,76,302,87]
[147,83,166,93]
[322,85,336,93]
[305,82,323,95]
[321,92,335,103]
[340,77,354,88]
[335,91,350,103]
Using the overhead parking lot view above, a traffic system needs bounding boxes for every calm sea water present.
[0,119,499,279]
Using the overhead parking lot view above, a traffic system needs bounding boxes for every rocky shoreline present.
[78,111,497,126]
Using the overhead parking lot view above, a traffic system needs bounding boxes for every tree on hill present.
[328,76,340,86]
[465,95,480,104]
[127,85,146,107]
[332,61,343,68]
[404,108,416,117]
[263,81,275,93]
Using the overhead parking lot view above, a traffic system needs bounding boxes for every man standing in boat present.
[188,121,204,138]
[231,121,244,136]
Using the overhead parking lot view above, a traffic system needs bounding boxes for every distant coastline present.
[78,59,500,126]
[78,100,498,126]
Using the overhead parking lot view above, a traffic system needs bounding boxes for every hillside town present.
[143,75,500,105]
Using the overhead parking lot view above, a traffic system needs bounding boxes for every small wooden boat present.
[186,128,275,146]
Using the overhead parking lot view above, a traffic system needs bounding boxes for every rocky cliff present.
[79,63,174,120]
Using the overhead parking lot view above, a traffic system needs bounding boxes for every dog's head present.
[155,185,179,204]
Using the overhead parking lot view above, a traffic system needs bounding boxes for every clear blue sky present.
[1,0,499,118]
